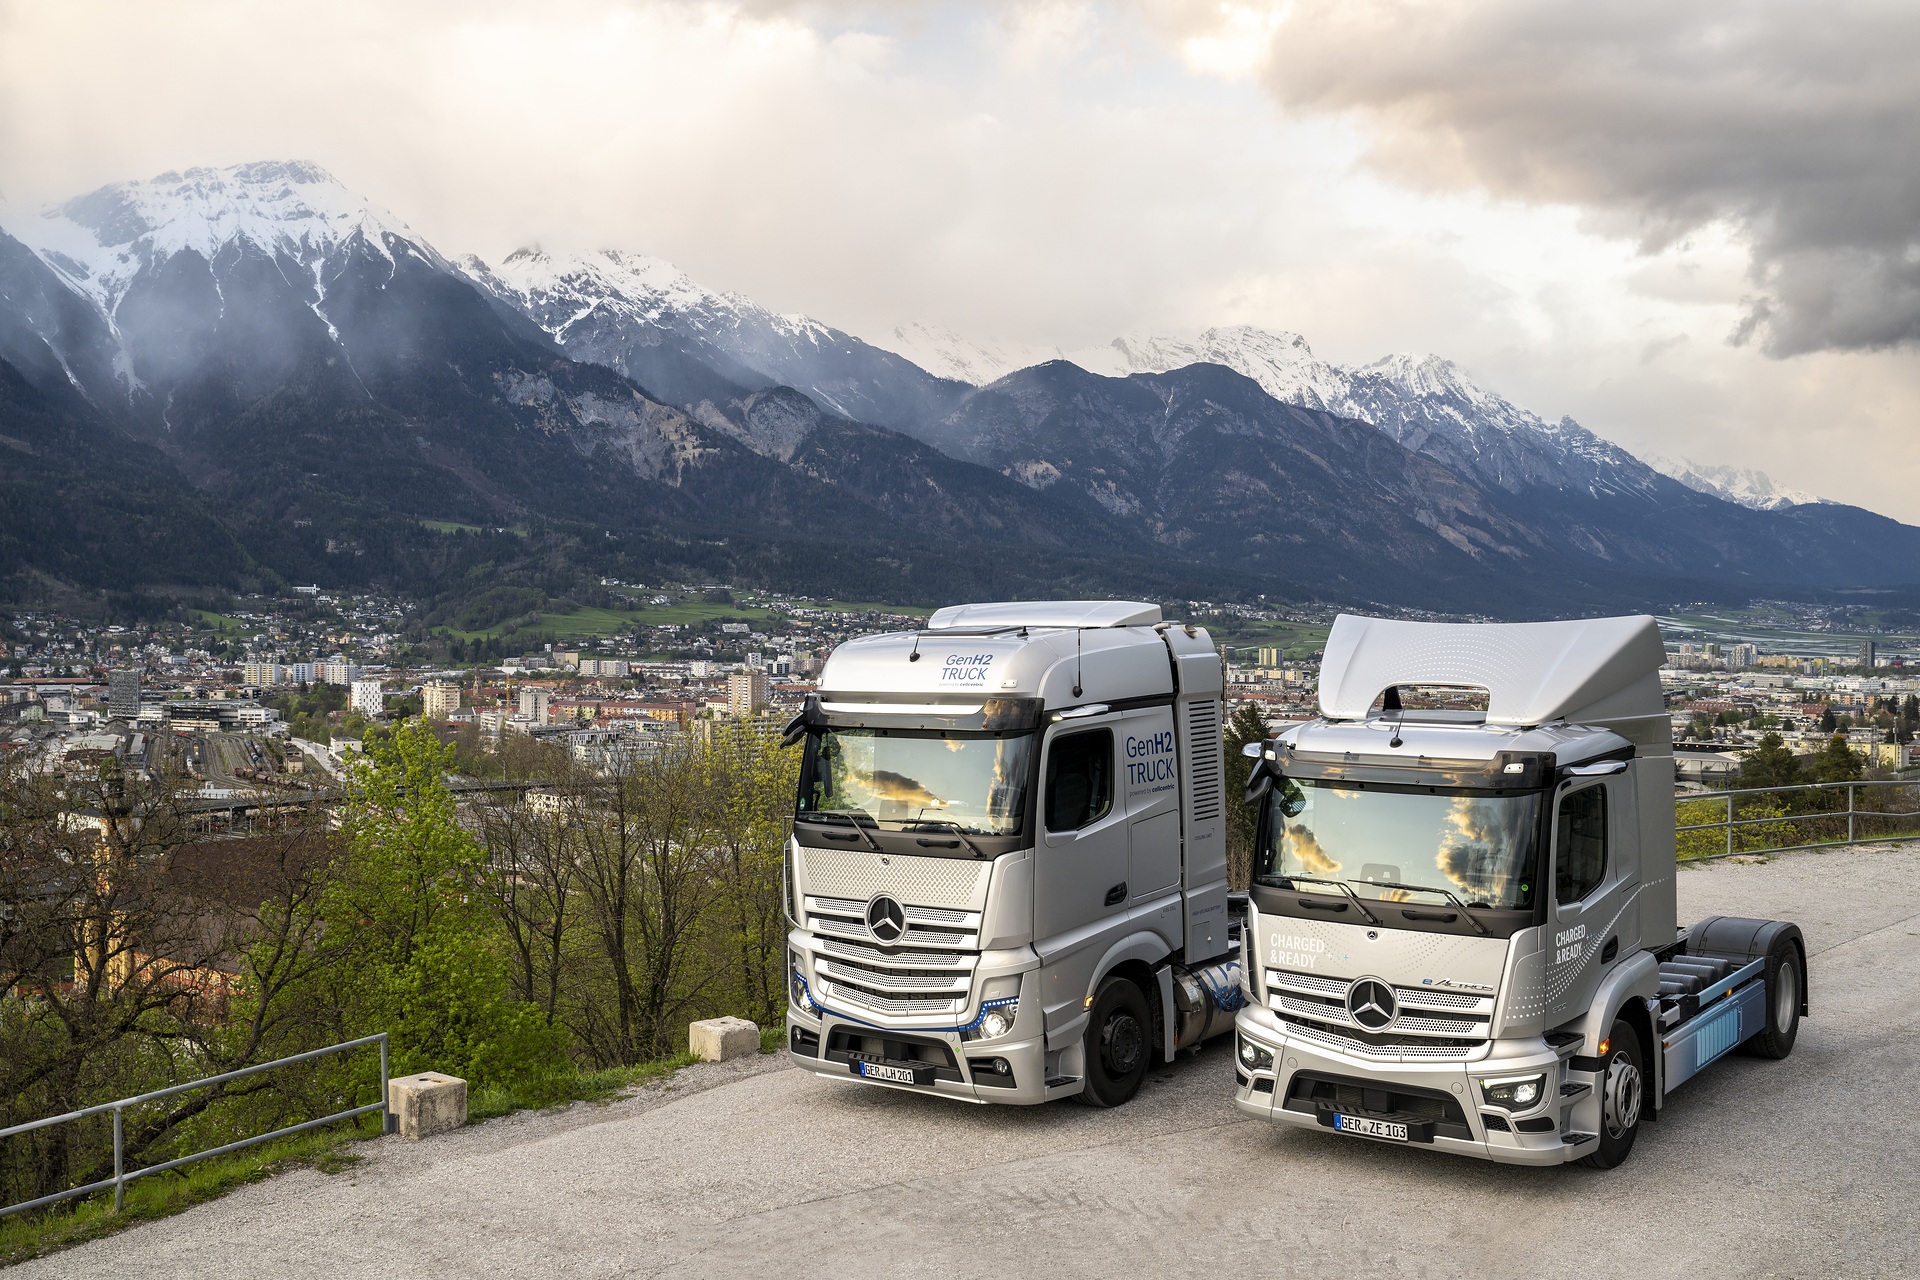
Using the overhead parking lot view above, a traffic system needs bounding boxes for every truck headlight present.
[1237,1035,1274,1072]
[789,951,815,1013]
[1479,1074,1547,1111]
[963,975,1023,1041]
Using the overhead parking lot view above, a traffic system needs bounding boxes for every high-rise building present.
[423,681,462,721]
[518,687,552,726]
[727,669,769,716]
[318,661,362,685]
[1862,640,1878,668]
[108,667,141,720]
[243,661,284,687]
[350,678,386,718]
[1256,646,1281,668]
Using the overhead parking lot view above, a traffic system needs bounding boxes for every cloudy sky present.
[4,0,1918,517]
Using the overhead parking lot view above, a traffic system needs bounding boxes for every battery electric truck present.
[782,600,1244,1107]
[1233,613,1808,1167]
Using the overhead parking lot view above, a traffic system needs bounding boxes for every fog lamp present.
[1479,1074,1547,1111]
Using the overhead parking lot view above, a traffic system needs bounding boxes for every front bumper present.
[785,996,1075,1106]
[1232,1005,1600,1166]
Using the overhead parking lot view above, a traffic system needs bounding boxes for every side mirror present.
[1240,741,1264,758]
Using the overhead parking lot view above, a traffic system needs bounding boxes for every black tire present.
[1077,976,1151,1108]
[1581,1019,1645,1170]
[1745,935,1803,1060]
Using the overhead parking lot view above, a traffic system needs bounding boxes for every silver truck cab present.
[1233,613,1803,1166]
[782,600,1241,1106]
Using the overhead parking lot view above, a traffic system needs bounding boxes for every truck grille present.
[1264,966,1493,1061]
[803,894,982,1022]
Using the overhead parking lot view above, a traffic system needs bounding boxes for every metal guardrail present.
[1676,779,1920,860]
[0,1033,392,1220]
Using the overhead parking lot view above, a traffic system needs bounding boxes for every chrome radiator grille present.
[1264,966,1494,1062]
[803,894,981,1019]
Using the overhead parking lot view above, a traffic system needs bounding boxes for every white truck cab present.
[1233,613,1807,1167]
[782,601,1244,1106]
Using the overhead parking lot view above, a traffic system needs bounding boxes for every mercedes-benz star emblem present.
[865,894,907,944]
[1345,978,1398,1032]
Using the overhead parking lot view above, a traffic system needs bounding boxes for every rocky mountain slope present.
[1,159,1911,612]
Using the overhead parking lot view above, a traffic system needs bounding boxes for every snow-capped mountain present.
[21,160,437,320]
[1067,326,1353,413]
[467,248,966,429]
[1016,325,1657,499]
[880,321,1060,386]
[1649,457,1822,511]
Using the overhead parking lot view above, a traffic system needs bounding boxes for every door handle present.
[1601,936,1619,963]
[1105,882,1128,906]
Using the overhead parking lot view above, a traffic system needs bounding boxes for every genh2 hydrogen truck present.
[1233,614,1808,1167]
[781,601,1244,1106]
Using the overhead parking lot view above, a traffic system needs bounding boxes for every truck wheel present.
[1581,1020,1644,1170]
[1077,976,1151,1108]
[1745,936,1803,1060]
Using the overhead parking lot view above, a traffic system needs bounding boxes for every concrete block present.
[689,1016,760,1062]
[387,1071,467,1141]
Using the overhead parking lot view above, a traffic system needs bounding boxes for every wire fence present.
[1676,779,1920,861]
[0,1033,391,1221]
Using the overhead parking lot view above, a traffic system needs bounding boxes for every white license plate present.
[857,1062,921,1085]
[1333,1113,1409,1141]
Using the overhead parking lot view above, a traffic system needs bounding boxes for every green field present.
[1660,608,1919,658]
[421,519,529,537]
[1203,618,1332,661]
[189,610,249,637]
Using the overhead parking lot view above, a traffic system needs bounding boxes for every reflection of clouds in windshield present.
[1437,797,1524,903]
[844,769,947,811]
[1281,824,1342,876]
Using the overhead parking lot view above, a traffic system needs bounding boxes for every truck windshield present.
[1255,778,1542,910]
[798,727,1033,837]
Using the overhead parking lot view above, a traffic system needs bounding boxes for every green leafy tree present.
[323,720,566,1087]
[1818,705,1838,734]
[1739,732,1800,790]
[1222,703,1272,890]
[1806,735,1864,785]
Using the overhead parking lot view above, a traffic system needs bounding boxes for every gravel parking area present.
[16,843,1919,1279]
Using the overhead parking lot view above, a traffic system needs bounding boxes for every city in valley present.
[7,587,1916,803]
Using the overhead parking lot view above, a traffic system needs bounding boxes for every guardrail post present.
[112,1104,124,1213]
[1848,783,1856,844]
[379,1034,395,1135]
[1726,793,1734,858]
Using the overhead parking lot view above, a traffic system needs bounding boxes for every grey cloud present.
[1248,0,1920,357]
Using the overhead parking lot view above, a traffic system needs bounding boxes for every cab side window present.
[1045,729,1113,833]
[1555,785,1608,904]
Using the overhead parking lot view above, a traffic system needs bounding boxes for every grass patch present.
[466,1054,702,1122]
[187,609,249,637]
[421,519,528,537]
[0,1117,378,1266]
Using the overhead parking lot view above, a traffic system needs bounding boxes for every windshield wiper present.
[1280,874,1383,926]
[799,809,882,852]
[1365,880,1492,936]
[906,817,986,858]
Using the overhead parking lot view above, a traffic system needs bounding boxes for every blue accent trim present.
[791,972,1017,1036]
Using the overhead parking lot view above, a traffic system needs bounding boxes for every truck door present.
[1546,778,1631,1024]
[1033,725,1129,1024]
